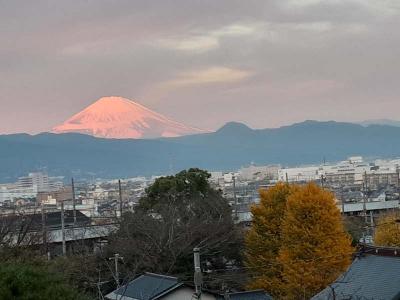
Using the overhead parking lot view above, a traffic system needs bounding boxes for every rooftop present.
[217,290,273,300]
[312,245,400,300]
[105,273,182,300]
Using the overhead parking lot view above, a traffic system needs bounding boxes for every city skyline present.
[1,0,400,134]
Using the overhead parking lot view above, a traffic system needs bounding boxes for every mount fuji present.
[52,96,207,139]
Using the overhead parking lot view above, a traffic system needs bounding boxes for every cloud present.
[156,18,368,55]
[285,0,400,18]
[286,0,329,7]
[291,22,332,32]
[1,0,400,133]
[161,67,253,88]
[354,0,400,17]
[157,22,261,52]
[213,23,259,36]
[158,35,219,52]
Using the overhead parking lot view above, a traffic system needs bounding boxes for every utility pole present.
[193,247,203,299]
[321,174,324,188]
[118,179,123,218]
[362,171,368,244]
[370,210,374,238]
[71,178,76,226]
[397,169,400,209]
[61,201,66,256]
[41,202,47,253]
[363,171,368,224]
[109,253,123,287]
[232,175,238,221]
[341,190,345,215]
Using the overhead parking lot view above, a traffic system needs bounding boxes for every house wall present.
[162,287,216,300]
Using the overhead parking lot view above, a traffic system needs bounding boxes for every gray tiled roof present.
[312,254,400,300]
[107,273,181,300]
[216,290,273,300]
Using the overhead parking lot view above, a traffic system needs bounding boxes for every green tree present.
[343,215,366,246]
[0,262,89,300]
[278,183,353,299]
[108,168,243,289]
[245,182,293,297]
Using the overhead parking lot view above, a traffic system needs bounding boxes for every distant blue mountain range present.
[1,120,400,182]
[359,119,400,127]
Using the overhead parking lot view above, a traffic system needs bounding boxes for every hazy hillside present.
[1,120,400,182]
[359,119,400,127]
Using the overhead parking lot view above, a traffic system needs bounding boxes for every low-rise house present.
[312,245,400,300]
[105,272,272,300]
[105,273,216,300]
[216,290,272,300]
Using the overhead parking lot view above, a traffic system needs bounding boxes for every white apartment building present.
[0,172,63,204]
[277,156,400,187]
[239,164,280,181]
[17,172,50,192]
[278,166,320,182]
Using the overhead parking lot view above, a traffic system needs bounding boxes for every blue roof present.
[217,290,273,300]
[312,254,400,300]
[111,273,181,300]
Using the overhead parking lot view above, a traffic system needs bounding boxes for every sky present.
[1,0,400,134]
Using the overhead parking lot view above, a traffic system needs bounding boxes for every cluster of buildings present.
[1,158,400,299]
[1,156,400,247]
[0,172,63,206]
[0,173,156,256]
[0,172,159,220]
[2,156,400,220]
[278,156,400,215]
[209,156,400,222]
[278,156,400,187]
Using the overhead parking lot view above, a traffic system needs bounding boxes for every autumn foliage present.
[245,183,293,297]
[374,211,400,247]
[245,182,353,299]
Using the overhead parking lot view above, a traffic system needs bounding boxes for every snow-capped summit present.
[52,96,207,139]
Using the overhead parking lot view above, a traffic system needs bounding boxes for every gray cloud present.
[0,0,399,133]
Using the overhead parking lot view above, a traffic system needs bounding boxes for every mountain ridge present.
[2,120,400,182]
[359,119,400,127]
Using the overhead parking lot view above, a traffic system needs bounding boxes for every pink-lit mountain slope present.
[52,96,207,139]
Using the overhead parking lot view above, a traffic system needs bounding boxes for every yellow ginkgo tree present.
[246,182,353,299]
[278,183,353,299]
[245,183,293,297]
